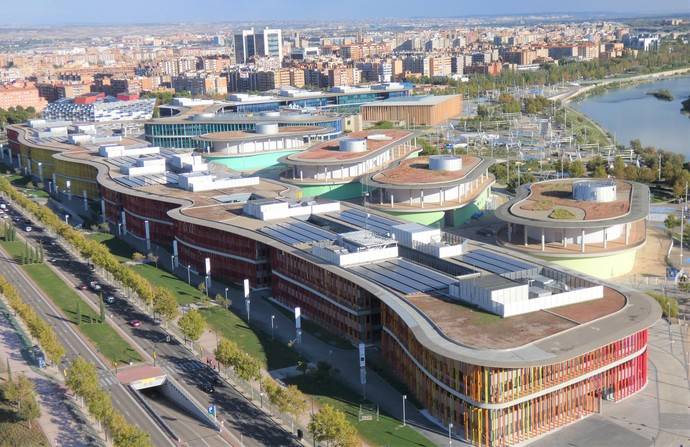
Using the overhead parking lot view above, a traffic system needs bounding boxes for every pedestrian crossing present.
[174,358,206,373]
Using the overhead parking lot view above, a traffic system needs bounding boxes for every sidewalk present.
[0,298,101,447]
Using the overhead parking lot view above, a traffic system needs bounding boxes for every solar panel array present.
[349,258,456,295]
[335,209,398,235]
[260,221,338,246]
[455,249,537,276]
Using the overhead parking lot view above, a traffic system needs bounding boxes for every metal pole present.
[271,315,275,339]
[402,395,407,427]
[448,422,453,447]
[225,287,228,301]
[187,265,191,285]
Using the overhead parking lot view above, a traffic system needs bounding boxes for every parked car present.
[77,283,88,291]
[89,281,102,292]
[129,320,142,328]
[25,226,32,232]
[104,295,115,304]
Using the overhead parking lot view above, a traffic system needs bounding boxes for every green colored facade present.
[207,149,300,172]
[298,182,364,200]
[540,249,638,279]
[383,187,492,228]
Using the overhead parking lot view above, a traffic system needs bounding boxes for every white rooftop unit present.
[121,157,167,176]
[168,153,208,172]
[99,145,160,158]
[449,274,604,317]
[311,230,398,266]
[243,199,340,221]
[177,172,260,192]
[391,223,466,258]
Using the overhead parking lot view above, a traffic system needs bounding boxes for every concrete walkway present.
[0,300,100,447]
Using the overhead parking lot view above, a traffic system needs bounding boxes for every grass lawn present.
[88,232,135,262]
[0,399,48,447]
[286,374,435,447]
[132,263,203,305]
[0,240,28,263]
[200,306,301,370]
[273,305,353,350]
[22,264,141,365]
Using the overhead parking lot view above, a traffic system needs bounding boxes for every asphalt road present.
[0,221,174,446]
[6,204,302,447]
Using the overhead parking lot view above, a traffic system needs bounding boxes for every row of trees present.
[1,373,41,429]
[0,275,64,364]
[0,106,37,128]
[0,175,360,446]
[420,39,690,99]
[0,273,148,446]
[66,357,151,447]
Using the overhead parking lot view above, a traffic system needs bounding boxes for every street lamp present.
[448,423,453,447]
[65,214,69,225]
[170,255,175,270]
[187,265,191,285]
[271,314,275,339]
[224,287,229,301]
[402,395,407,427]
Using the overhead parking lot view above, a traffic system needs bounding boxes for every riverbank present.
[570,74,690,155]
[557,66,690,104]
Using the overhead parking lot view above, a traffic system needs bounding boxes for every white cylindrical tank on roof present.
[572,180,617,203]
[255,123,279,135]
[429,155,462,172]
[339,138,368,152]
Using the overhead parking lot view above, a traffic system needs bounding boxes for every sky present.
[3,0,689,25]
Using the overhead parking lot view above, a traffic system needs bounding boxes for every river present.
[572,76,690,157]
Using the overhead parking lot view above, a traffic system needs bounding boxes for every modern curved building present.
[279,129,420,200]
[196,123,335,172]
[361,154,495,227]
[144,108,346,149]
[5,120,660,447]
[494,179,649,278]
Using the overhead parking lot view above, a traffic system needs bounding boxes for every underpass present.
[118,365,228,447]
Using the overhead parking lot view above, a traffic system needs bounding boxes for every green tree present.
[308,404,359,447]
[214,337,239,373]
[665,214,681,230]
[152,287,179,324]
[569,159,586,178]
[593,165,608,178]
[612,157,626,179]
[66,357,99,400]
[178,309,206,345]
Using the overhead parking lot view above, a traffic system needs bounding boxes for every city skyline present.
[3,0,689,25]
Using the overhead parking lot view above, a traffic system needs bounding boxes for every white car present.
[25,226,32,232]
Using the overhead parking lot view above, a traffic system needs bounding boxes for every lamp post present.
[224,287,229,301]
[448,423,453,447]
[402,395,407,427]
[170,255,175,270]
[187,265,191,285]
[271,314,275,340]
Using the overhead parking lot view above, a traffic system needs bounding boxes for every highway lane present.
[8,206,302,446]
[0,247,175,447]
